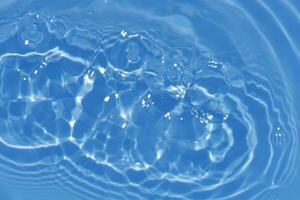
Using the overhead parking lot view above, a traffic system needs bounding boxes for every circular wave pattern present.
[0,1,299,200]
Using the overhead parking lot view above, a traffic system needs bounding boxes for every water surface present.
[0,0,299,199]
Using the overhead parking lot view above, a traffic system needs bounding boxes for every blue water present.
[0,0,299,200]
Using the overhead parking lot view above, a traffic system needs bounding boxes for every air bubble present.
[104,96,110,102]
[273,132,284,147]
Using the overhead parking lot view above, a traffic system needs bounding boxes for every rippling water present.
[0,0,299,200]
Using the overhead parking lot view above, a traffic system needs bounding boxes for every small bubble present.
[223,114,229,120]
[207,114,214,120]
[274,133,283,146]
[99,66,106,74]
[164,112,171,120]
[273,128,285,147]
[141,99,146,107]
[104,96,110,102]
[208,59,225,69]
[24,40,29,45]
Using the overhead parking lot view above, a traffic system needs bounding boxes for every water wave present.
[0,0,299,199]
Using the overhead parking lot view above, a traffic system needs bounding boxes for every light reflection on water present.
[0,0,299,199]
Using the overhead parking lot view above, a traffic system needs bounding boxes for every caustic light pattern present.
[0,0,299,200]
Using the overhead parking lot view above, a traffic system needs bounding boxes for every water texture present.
[0,0,299,200]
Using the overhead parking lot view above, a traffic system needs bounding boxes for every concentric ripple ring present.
[0,0,299,200]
